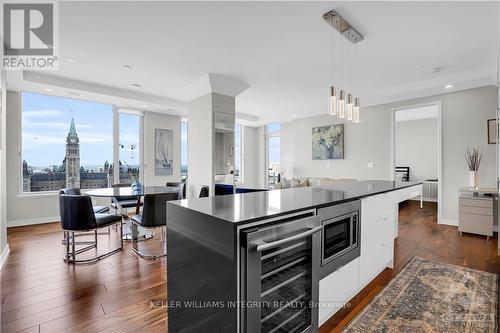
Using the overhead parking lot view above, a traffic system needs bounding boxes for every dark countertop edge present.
[167,181,422,226]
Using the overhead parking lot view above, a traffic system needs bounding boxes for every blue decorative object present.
[131,180,143,192]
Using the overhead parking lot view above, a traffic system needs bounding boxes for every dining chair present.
[110,183,141,214]
[177,182,186,200]
[60,188,110,213]
[59,188,111,245]
[199,185,209,198]
[166,181,186,200]
[59,194,123,264]
[130,192,178,259]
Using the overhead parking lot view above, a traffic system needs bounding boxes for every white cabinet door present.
[359,195,396,289]
[373,214,394,272]
[359,198,375,288]
[319,258,360,325]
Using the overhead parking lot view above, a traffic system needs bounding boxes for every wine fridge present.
[240,211,322,333]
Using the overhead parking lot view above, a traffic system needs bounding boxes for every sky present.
[22,92,139,169]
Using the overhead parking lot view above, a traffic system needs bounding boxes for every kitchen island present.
[166,180,422,333]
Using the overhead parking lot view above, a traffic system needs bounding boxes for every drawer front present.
[318,258,360,325]
[459,213,493,236]
[459,198,492,209]
[394,185,422,203]
[362,194,391,221]
[459,205,493,216]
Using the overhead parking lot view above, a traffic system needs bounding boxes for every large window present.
[21,91,113,192]
[266,123,281,187]
[119,111,141,184]
[234,124,242,181]
[180,120,188,180]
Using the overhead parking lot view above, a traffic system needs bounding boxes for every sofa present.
[273,177,356,189]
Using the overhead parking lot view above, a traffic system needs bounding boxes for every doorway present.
[391,102,442,224]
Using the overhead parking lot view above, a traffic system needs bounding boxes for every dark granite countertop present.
[168,180,422,225]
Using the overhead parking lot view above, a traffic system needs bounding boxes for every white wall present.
[395,118,438,182]
[1,71,8,267]
[240,125,266,188]
[143,111,181,186]
[281,102,392,180]
[6,90,183,226]
[281,86,497,225]
[187,93,214,198]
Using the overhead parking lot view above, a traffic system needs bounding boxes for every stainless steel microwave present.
[317,200,361,279]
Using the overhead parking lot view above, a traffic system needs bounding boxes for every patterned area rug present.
[343,257,498,332]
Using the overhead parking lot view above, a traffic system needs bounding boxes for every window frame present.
[234,123,244,183]
[116,108,144,185]
[18,91,145,195]
[180,118,188,181]
[265,123,281,188]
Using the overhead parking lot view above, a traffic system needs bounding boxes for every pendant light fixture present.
[347,93,353,120]
[329,86,337,116]
[353,97,360,123]
[323,10,363,123]
[338,90,345,118]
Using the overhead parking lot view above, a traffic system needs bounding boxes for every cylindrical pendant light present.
[353,97,360,123]
[329,86,337,116]
[338,90,345,119]
[347,93,353,121]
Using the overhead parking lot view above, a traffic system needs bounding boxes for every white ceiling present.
[6,1,499,125]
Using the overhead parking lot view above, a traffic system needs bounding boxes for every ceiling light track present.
[323,10,363,44]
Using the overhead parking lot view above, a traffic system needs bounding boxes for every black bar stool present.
[166,181,186,200]
[130,192,178,259]
[59,194,123,264]
[199,185,209,198]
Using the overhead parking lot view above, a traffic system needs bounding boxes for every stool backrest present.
[199,185,209,198]
[59,188,81,196]
[111,183,138,201]
[141,192,179,228]
[59,194,97,230]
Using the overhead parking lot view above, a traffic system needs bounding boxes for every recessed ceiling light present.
[131,83,142,88]
[445,84,453,89]
[122,65,132,70]
[292,115,296,118]
[431,66,444,74]
[67,91,82,97]
[44,88,52,92]
[142,104,148,107]
[66,58,77,63]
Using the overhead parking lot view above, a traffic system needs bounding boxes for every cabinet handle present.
[256,226,323,252]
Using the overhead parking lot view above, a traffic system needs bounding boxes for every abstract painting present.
[155,128,173,175]
[312,124,344,160]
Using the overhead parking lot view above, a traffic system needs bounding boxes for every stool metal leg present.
[63,222,123,264]
[72,232,76,261]
[131,225,167,260]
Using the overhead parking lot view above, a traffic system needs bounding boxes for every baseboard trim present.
[438,218,458,227]
[8,216,59,227]
[0,244,10,270]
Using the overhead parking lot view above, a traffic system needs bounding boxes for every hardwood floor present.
[1,201,498,332]
[320,200,500,333]
[0,223,167,333]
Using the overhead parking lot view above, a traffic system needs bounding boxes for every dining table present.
[86,185,180,241]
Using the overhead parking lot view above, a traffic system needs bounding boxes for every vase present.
[469,171,478,188]
[131,180,142,192]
